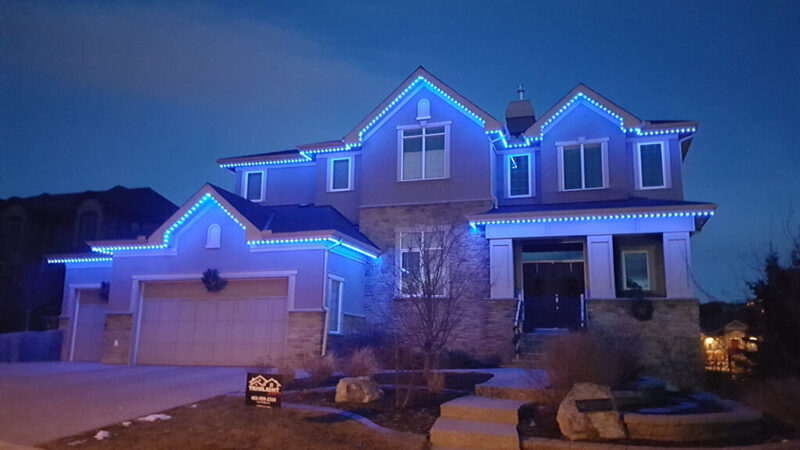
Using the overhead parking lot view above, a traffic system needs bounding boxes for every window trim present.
[556,138,609,191]
[326,275,345,334]
[397,122,451,182]
[621,249,651,291]
[505,153,533,198]
[243,170,266,202]
[635,140,670,190]
[327,157,353,192]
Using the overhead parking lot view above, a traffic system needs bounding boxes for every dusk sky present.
[1,0,798,302]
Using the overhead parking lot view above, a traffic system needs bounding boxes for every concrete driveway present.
[0,362,247,446]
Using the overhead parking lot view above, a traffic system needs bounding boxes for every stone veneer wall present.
[101,313,133,364]
[286,311,325,367]
[586,298,703,388]
[359,200,514,361]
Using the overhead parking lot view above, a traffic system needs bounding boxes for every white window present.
[206,224,221,249]
[398,231,446,296]
[621,250,650,291]
[399,124,449,181]
[636,141,669,189]
[326,276,344,334]
[328,157,352,192]
[558,140,607,191]
[506,153,533,198]
[243,171,265,201]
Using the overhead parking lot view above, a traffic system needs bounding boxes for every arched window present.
[206,224,221,249]
[77,211,98,244]
[416,98,431,120]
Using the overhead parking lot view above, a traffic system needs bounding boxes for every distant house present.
[0,186,176,336]
[48,67,715,385]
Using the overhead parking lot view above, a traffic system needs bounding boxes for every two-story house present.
[50,67,714,385]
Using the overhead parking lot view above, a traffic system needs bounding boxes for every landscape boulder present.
[335,377,383,404]
[557,382,627,441]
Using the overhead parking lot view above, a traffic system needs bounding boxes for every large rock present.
[556,383,627,441]
[335,377,383,404]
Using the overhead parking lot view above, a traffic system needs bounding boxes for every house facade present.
[0,186,176,335]
[51,67,715,385]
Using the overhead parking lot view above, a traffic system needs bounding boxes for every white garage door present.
[136,278,287,366]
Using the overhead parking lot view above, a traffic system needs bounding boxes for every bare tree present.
[382,222,483,391]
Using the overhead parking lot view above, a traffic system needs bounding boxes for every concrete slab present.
[0,362,246,446]
[440,395,527,424]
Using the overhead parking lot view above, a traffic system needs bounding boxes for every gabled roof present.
[87,184,377,255]
[343,66,503,144]
[525,84,642,137]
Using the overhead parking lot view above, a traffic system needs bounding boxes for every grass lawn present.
[42,395,425,450]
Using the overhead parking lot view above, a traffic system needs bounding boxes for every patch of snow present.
[190,403,198,408]
[137,413,172,422]
[67,439,87,446]
[121,421,132,427]
[94,430,110,441]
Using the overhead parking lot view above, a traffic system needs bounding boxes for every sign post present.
[246,373,283,408]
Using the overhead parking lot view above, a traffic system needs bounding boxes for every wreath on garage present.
[201,269,228,292]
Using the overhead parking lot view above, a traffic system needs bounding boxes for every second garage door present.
[136,278,287,366]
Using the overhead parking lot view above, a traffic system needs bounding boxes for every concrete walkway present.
[0,362,246,446]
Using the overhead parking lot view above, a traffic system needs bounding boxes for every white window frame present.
[326,275,345,334]
[327,157,353,192]
[505,153,533,198]
[242,170,265,202]
[396,229,447,297]
[621,249,651,291]
[205,224,221,249]
[635,140,670,190]
[397,122,451,182]
[556,138,609,191]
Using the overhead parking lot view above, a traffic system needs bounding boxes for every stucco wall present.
[359,86,493,207]
[314,154,361,224]
[326,251,367,319]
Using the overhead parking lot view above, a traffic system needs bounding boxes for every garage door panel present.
[137,279,287,366]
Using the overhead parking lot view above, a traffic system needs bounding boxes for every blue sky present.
[1,0,798,301]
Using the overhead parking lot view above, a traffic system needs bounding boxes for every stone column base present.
[286,311,325,367]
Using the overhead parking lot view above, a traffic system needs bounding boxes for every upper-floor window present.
[244,171,265,202]
[558,140,607,191]
[506,153,533,198]
[399,124,448,181]
[328,157,352,192]
[636,141,669,189]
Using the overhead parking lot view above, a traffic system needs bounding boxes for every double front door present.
[522,262,584,331]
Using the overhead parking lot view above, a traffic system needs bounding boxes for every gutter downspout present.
[320,239,343,356]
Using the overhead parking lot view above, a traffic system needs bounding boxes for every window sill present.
[561,186,609,192]
[397,176,449,183]
[327,188,354,193]
[636,185,669,190]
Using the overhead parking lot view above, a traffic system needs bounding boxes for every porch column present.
[663,231,693,298]
[489,238,514,299]
[586,235,615,298]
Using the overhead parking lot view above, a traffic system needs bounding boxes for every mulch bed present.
[284,371,494,435]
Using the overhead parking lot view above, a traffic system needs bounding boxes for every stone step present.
[440,395,527,424]
[429,417,520,450]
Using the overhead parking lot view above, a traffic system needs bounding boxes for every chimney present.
[505,84,536,137]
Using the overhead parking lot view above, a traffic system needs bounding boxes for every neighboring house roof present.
[469,198,717,230]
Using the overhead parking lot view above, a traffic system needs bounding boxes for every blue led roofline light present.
[92,193,246,255]
[47,256,113,264]
[247,237,378,259]
[469,210,715,227]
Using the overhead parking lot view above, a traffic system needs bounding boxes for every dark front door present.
[523,262,584,331]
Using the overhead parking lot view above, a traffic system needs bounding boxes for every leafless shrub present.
[345,347,380,377]
[304,353,335,385]
[427,371,446,394]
